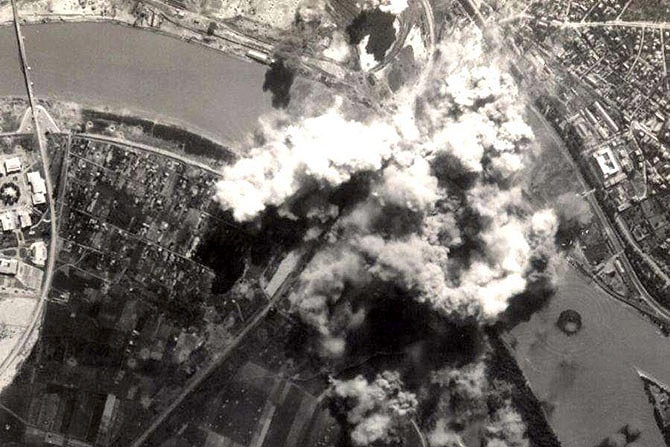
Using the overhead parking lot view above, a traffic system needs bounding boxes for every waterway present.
[509,266,670,447]
[0,22,273,145]
[0,19,666,447]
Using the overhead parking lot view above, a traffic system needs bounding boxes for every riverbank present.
[488,329,562,447]
[76,106,237,164]
[0,0,278,63]
[638,370,670,445]
[0,14,260,65]
[509,265,670,446]
[0,96,239,168]
[0,23,274,145]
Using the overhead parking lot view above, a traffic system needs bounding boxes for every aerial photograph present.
[0,0,670,446]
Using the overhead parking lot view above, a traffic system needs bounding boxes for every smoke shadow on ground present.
[195,212,253,294]
[283,279,485,393]
[248,206,309,263]
[328,171,377,211]
[341,281,484,387]
[346,8,397,62]
[498,274,556,331]
[263,59,296,109]
[195,207,308,294]
[431,152,478,191]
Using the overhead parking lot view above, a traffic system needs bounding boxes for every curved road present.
[76,133,225,176]
[528,106,670,324]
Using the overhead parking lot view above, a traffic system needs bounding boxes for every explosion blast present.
[215,25,558,447]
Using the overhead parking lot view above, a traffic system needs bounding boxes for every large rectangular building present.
[594,146,621,178]
[0,258,18,275]
[27,171,47,205]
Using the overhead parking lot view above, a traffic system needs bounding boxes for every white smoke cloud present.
[357,0,409,15]
[215,108,400,221]
[555,192,593,227]
[531,208,559,239]
[288,244,367,357]
[431,361,487,401]
[205,10,561,447]
[331,371,418,446]
[482,401,530,447]
[428,419,466,447]
[426,362,533,446]
[216,27,557,354]
[373,158,439,212]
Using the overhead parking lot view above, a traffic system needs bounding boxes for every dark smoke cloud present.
[215,25,559,446]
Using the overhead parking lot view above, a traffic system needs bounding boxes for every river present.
[509,265,670,447]
[0,20,666,446]
[0,22,273,145]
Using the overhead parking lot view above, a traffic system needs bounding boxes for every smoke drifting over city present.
[330,371,418,445]
[216,27,557,348]
[216,25,557,446]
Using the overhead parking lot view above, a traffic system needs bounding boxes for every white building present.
[17,209,31,228]
[594,147,621,178]
[0,213,16,231]
[30,241,47,267]
[4,157,22,175]
[0,258,18,275]
[26,171,46,205]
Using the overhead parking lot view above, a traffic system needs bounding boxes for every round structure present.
[556,309,583,336]
[0,182,20,206]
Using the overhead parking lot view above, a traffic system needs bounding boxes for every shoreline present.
[489,328,563,447]
[0,8,272,66]
[638,369,670,445]
[0,95,239,163]
[50,97,228,146]
[74,103,238,163]
[78,108,234,162]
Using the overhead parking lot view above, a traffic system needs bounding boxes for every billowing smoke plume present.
[215,28,557,358]
[330,370,418,446]
[426,361,531,447]
[356,0,409,15]
[554,192,593,246]
[216,108,400,221]
[482,401,529,447]
[428,419,466,447]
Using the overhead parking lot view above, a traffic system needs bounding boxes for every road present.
[128,289,283,447]
[141,0,274,53]
[614,214,670,285]
[411,419,430,447]
[560,19,670,30]
[529,106,670,323]
[75,133,225,176]
[129,239,319,447]
[0,0,59,377]
[370,0,435,75]
[419,0,435,53]
[458,0,486,27]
